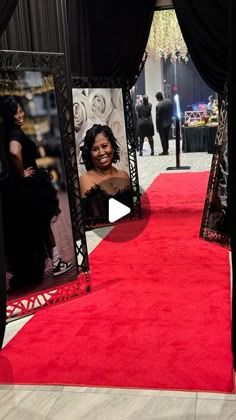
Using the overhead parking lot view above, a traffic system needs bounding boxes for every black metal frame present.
[0,50,90,320]
[72,77,141,229]
[200,85,230,249]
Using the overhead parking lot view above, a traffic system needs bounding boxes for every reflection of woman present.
[0,96,72,291]
[79,124,132,225]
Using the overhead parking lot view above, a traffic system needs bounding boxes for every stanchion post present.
[176,116,180,168]
[166,94,191,171]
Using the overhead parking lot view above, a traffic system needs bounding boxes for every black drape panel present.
[1,0,155,84]
[66,0,92,77]
[67,0,155,83]
[0,0,19,37]
[0,0,65,52]
[0,0,32,51]
[173,0,227,94]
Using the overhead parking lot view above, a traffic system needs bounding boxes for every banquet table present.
[182,125,218,153]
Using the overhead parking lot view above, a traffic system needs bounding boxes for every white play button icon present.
[108,198,131,223]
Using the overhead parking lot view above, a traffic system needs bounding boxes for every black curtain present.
[67,0,155,83]
[1,0,155,83]
[0,0,19,37]
[173,0,236,368]
[173,0,227,94]
[0,0,65,52]
[0,0,19,349]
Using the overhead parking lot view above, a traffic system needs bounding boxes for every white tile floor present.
[2,138,235,419]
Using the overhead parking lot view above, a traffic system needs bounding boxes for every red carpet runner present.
[0,172,234,392]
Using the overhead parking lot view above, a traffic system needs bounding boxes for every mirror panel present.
[0,51,90,320]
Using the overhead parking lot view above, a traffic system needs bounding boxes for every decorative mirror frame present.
[200,85,230,249]
[72,77,142,229]
[0,50,91,320]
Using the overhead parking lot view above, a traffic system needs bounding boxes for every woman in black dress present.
[136,95,154,156]
[0,96,72,291]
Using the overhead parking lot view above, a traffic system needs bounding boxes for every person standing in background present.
[136,95,154,156]
[155,92,173,156]
[207,95,214,115]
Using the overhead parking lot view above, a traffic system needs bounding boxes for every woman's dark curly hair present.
[0,96,23,128]
[81,124,120,171]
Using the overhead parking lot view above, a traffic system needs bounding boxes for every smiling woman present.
[79,124,132,226]
[72,82,141,229]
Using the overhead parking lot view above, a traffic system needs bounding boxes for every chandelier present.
[146,10,188,62]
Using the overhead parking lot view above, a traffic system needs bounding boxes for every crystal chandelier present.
[146,10,188,62]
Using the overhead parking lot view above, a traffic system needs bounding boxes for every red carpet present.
[0,172,234,392]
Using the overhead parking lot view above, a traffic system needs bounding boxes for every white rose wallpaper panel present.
[72,88,129,176]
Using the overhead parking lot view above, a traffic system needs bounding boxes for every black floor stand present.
[166,117,191,171]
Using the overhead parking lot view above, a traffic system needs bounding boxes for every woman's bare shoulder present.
[116,169,130,179]
[80,171,92,181]
[79,171,96,197]
[80,169,99,180]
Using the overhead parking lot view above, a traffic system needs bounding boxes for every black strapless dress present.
[81,185,133,226]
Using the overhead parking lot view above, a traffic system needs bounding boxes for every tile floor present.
[2,138,235,419]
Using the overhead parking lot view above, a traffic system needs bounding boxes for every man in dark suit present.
[155,92,173,155]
